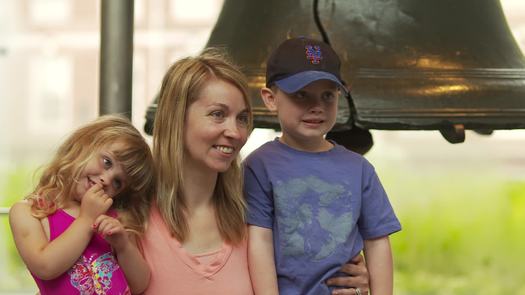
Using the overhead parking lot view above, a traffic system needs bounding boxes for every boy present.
[244,37,401,295]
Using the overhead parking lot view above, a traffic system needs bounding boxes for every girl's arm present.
[8,185,112,280]
[95,214,150,294]
[363,236,393,295]
[248,225,279,295]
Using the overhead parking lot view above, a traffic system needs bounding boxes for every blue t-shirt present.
[244,139,401,295]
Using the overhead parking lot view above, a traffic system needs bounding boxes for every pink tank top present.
[140,205,254,294]
[31,209,131,295]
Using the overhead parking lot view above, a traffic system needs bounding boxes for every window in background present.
[170,0,222,23]
[29,0,71,25]
[28,56,73,135]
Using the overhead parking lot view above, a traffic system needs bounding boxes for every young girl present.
[9,115,155,295]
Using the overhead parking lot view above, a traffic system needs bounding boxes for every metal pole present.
[99,0,134,118]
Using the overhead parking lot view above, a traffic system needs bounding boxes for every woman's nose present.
[224,119,242,139]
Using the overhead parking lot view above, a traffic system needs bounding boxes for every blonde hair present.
[27,115,156,233]
[152,48,252,245]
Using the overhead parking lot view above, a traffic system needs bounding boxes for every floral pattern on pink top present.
[68,252,130,295]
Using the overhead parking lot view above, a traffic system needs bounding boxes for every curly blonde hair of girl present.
[152,48,253,245]
[27,115,156,234]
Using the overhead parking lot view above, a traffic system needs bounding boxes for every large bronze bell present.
[145,0,525,150]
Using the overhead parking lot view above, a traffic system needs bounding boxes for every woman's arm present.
[326,253,370,295]
[8,185,112,280]
[364,236,393,295]
[248,225,279,295]
[95,214,150,294]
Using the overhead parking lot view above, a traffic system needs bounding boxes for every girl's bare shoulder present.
[8,200,33,217]
[8,200,43,234]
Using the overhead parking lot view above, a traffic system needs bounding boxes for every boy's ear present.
[260,87,278,111]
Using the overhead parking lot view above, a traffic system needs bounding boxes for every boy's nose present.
[309,104,323,114]
[306,97,323,109]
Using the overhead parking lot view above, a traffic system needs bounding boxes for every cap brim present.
[274,71,348,94]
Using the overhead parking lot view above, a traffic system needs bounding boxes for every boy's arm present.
[248,225,279,295]
[94,214,150,294]
[9,192,111,280]
[363,236,393,295]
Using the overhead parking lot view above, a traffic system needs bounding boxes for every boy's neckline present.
[274,137,337,154]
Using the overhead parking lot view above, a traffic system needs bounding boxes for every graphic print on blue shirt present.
[274,175,354,261]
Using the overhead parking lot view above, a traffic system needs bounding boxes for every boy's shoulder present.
[331,141,369,159]
[243,139,280,163]
[331,143,379,176]
[244,139,372,167]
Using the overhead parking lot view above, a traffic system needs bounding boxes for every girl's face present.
[183,78,250,173]
[74,142,128,202]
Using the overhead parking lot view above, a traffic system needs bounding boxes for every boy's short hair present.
[266,37,348,94]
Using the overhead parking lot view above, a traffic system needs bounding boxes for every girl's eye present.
[103,157,112,169]
[113,179,122,191]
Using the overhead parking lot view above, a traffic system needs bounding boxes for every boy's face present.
[262,80,340,151]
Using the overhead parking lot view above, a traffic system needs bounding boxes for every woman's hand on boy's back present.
[79,184,113,223]
[326,254,370,295]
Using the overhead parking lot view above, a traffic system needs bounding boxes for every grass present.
[0,166,38,292]
[376,164,525,295]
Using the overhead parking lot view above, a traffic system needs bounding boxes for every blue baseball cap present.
[266,37,348,94]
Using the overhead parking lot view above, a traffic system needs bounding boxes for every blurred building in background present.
[0,0,223,166]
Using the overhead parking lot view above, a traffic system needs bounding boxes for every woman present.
[140,49,370,295]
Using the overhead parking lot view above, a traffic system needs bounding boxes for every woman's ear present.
[260,87,278,112]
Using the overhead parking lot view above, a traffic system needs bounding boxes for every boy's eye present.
[102,157,112,169]
[322,91,336,101]
[294,91,307,99]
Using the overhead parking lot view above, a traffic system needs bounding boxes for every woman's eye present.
[238,113,249,126]
[210,110,225,119]
[103,157,112,169]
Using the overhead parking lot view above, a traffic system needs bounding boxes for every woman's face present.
[183,78,250,173]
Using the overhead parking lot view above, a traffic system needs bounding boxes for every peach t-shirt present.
[140,206,253,295]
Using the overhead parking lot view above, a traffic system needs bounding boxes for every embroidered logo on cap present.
[305,45,323,64]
